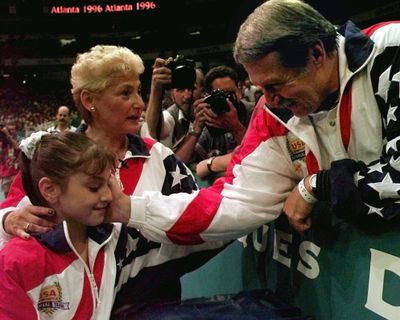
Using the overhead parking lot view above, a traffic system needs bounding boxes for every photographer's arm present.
[172,99,207,164]
[222,101,246,144]
[196,153,232,179]
[146,58,171,140]
[205,100,246,145]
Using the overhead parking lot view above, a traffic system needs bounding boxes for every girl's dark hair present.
[19,132,115,206]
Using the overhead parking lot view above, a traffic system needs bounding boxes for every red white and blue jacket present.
[0,131,227,318]
[121,21,400,244]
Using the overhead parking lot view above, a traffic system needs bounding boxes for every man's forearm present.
[146,86,167,139]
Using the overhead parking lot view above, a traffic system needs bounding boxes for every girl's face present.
[91,73,145,136]
[56,168,112,227]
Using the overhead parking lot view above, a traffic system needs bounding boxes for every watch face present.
[310,174,317,189]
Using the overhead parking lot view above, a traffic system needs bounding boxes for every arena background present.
[2,1,400,319]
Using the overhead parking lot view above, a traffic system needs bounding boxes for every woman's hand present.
[4,205,57,239]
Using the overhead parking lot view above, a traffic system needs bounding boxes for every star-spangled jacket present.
[0,131,227,318]
[0,219,226,319]
[116,20,400,246]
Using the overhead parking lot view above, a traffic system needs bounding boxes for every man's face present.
[210,76,241,101]
[172,88,193,108]
[243,51,325,117]
[56,107,71,125]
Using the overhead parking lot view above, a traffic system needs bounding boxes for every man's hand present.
[151,58,172,92]
[4,205,57,239]
[105,176,131,224]
[204,100,246,144]
[191,98,208,133]
[283,183,314,233]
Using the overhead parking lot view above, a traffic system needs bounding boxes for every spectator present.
[190,66,249,179]
[242,78,261,105]
[145,58,201,148]
[47,105,77,132]
[0,122,20,198]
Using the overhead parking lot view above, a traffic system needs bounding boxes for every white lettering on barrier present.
[254,227,321,278]
[365,248,400,320]
[297,241,321,279]
[252,224,270,252]
[273,230,292,268]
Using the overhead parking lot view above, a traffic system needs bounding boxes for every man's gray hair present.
[233,0,337,69]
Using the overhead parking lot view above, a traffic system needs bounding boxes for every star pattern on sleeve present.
[390,155,400,171]
[368,161,385,174]
[387,105,398,125]
[354,171,364,186]
[376,66,391,102]
[393,70,400,98]
[170,164,188,188]
[368,173,400,200]
[386,136,400,153]
[366,203,384,217]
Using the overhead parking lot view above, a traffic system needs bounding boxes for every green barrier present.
[243,204,400,320]
[181,240,244,299]
[181,172,245,299]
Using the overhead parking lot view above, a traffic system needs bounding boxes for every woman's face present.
[91,73,145,135]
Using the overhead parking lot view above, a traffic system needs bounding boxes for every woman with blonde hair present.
[0,45,227,315]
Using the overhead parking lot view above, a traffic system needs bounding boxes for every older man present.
[234,0,400,231]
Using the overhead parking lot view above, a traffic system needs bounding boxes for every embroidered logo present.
[286,132,305,162]
[38,282,70,316]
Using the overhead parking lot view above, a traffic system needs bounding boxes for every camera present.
[165,55,196,89]
[203,89,238,115]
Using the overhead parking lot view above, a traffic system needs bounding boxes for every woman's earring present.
[90,106,95,112]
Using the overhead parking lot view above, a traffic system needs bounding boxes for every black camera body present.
[203,89,238,115]
[165,55,196,89]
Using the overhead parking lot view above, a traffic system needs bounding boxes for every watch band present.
[298,178,317,204]
[188,130,201,138]
[207,156,216,173]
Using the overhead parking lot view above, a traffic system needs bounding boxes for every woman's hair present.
[70,45,145,124]
[20,132,115,206]
[233,0,337,70]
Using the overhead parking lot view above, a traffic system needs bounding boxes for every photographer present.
[194,66,248,180]
[146,56,209,164]
[0,122,20,198]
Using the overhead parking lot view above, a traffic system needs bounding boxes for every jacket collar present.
[34,223,115,254]
[337,20,375,72]
[76,123,150,157]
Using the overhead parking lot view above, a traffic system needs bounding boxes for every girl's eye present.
[88,186,100,192]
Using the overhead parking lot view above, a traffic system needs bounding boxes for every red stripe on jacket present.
[167,97,288,244]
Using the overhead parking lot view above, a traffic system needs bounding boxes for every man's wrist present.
[298,177,317,204]
[207,156,217,173]
[189,129,201,138]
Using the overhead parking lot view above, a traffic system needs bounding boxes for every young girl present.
[0,131,120,319]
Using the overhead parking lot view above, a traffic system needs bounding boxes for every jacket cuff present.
[0,208,16,250]
[314,170,331,201]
